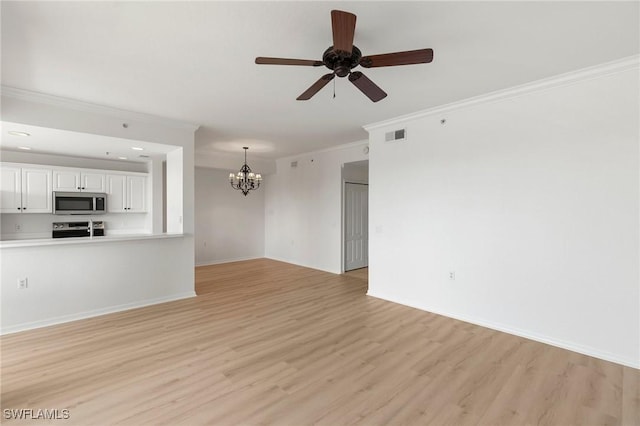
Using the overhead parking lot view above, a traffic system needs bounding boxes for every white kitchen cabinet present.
[106,173,146,213]
[0,164,52,213]
[1,165,22,213]
[82,172,106,192]
[106,174,126,212]
[53,169,105,192]
[22,168,53,212]
[127,175,146,213]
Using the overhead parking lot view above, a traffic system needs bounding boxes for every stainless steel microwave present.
[53,192,107,215]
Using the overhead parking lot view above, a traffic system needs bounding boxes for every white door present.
[106,174,127,212]
[21,168,52,213]
[127,176,146,212]
[345,183,368,271]
[81,172,106,192]
[1,166,22,213]
[53,170,81,192]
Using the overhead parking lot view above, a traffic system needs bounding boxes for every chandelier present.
[228,147,262,196]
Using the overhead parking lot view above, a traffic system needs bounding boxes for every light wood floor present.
[344,267,368,281]
[2,258,638,425]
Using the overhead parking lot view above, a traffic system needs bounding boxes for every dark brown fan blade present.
[255,57,323,66]
[360,48,434,68]
[297,73,335,100]
[331,10,356,55]
[348,71,387,102]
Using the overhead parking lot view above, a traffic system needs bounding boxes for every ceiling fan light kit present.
[255,10,434,102]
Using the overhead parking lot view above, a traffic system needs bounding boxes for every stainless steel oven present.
[52,221,105,238]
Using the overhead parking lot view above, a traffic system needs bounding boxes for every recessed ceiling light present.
[118,156,127,160]
[8,131,30,137]
[18,146,32,150]
[131,147,144,151]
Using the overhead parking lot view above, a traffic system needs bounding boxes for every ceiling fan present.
[255,10,434,102]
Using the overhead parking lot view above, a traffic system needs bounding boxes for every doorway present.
[343,161,369,272]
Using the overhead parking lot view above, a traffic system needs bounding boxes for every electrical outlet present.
[18,277,28,289]
[15,224,22,232]
[449,272,456,281]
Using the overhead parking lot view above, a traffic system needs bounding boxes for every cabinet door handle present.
[81,187,85,190]
[17,207,21,210]
[77,187,81,190]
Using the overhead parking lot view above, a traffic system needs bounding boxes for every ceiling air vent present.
[385,128,406,142]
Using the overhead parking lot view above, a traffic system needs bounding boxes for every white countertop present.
[0,233,185,248]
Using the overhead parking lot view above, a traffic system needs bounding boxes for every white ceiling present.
[1,121,177,163]
[2,1,638,161]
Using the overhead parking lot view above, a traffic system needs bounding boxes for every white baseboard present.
[264,255,341,275]
[195,256,262,267]
[367,291,640,370]
[0,291,197,335]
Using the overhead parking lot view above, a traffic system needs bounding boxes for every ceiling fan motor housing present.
[323,45,362,77]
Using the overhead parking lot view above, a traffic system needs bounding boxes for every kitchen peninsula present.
[1,90,197,337]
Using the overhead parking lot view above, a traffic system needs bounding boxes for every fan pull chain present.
[333,77,336,99]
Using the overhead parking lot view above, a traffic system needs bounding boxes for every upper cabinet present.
[1,164,52,213]
[127,175,147,213]
[1,162,148,215]
[23,168,53,212]
[53,169,105,192]
[1,166,22,212]
[106,173,147,213]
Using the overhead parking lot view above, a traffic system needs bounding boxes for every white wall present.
[265,142,368,274]
[366,63,639,367]
[1,237,193,333]
[148,156,164,234]
[195,167,265,265]
[1,90,197,333]
[165,147,184,234]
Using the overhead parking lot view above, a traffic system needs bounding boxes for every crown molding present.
[276,139,369,163]
[194,149,277,174]
[1,86,200,132]
[364,54,640,132]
